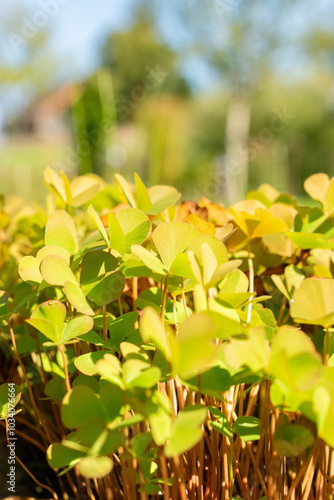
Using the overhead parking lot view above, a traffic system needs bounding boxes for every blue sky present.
[3,0,135,77]
[0,0,138,117]
[0,0,220,119]
[3,0,334,80]
[1,0,334,119]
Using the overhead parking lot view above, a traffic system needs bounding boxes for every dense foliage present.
[1,168,334,499]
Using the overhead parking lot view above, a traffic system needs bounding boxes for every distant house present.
[9,84,78,142]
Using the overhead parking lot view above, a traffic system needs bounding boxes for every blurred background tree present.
[1,0,334,204]
[71,2,191,178]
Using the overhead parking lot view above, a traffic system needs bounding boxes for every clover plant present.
[1,169,334,498]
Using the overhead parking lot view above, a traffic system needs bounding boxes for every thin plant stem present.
[328,448,334,497]
[188,447,197,499]
[286,438,320,500]
[173,454,188,500]
[246,442,268,497]
[9,321,53,444]
[65,471,81,500]
[280,309,291,326]
[103,304,108,342]
[161,275,169,320]
[220,434,230,500]
[74,341,80,358]
[121,449,132,500]
[130,459,138,499]
[15,414,49,438]
[103,476,114,500]
[173,296,178,325]
[86,477,97,500]
[5,419,59,499]
[132,277,138,311]
[93,478,103,500]
[197,435,205,500]
[302,445,320,499]
[181,278,190,318]
[68,300,73,317]
[158,448,171,500]
[138,462,148,500]
[118,296,123,315]
[276,295,287,326]
[211,425,219,499]
[229,437,234,499]
[167,378,177,419]
[0,419,46,452]
[246,243,254,326]
[245,384,260,416]
[26,322,47,385]
[59,344,71,393]
[325,327,330,366]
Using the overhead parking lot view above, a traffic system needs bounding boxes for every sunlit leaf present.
[88,204,109,247]
[64,281,95,316]
[75,351,108,376]
[96,353,124,389]
[147,185,181,215]
[70,174,102,207]
[169,252,195,280]
[60,170,73,205]
[223,328,270,373]
[115,208,150,252]
[134,172,152,211]
[147,391,172,446]
[78,456,113,479]
[27,300,66,344]
[215,223,236,242]
[41,255,78,287]
[287,232,334,250]
[45,210,78,255]
[219,269,249,293]
[304,173,330,203]
[188,234,228,269]
[19,256,42,286]
[208,407,233,438]
[131,245,167,275]
[188,213,215,234]
[36,245,70,265]
[47,443,83,469]
[312,380,334,447]
[269,326,322,391]
[153,222,200,271]
[164,405,206,457]
[251,208,289,238]
[107,212,126,256]
[171,313,217,379]
[271,274,290,300]
[44,167,67,203]
[140,307,171,360]
[291,278,334,327]
[115,173,136,207]
[61,315,94,344]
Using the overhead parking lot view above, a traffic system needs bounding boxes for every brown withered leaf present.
[175,201,209,222]
[197,197,229,226]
